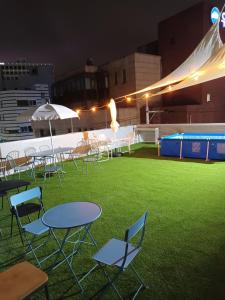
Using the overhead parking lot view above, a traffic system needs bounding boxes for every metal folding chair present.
[92,211,149,299]
[69,143,91,171]
[42,155,64,184]
[6,150,35,179]
[0,157,7,180]
[24,147,44,169]
[10,187,52,267]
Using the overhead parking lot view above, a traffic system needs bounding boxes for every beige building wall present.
[103,53,161,123]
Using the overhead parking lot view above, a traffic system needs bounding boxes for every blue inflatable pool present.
[160,133,225,160]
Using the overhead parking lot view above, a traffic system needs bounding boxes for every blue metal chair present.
[10,187,51,267]
[92,211,149,299]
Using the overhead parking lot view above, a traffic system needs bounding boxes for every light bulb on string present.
[91,107,96,112]
[126,97,131,103]
[76,109,80,115]
[144,93,150,99]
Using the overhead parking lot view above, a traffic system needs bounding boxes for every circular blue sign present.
[211,7,220,24]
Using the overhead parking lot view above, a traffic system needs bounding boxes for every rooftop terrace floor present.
[1,143,225,300]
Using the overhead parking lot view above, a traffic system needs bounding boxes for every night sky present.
[1,0,202,77]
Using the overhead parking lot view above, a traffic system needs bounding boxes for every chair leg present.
[10,213,14,237]
[15,215,24,244]
[130,263,148,299]
[130,263,147,287]
[98,263,123,299]
[44,285,50,300]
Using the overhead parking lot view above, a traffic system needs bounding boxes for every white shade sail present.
[124,23,222,97]
[17,103,78,122]
[109,98,119,133]
[153,42,225,96]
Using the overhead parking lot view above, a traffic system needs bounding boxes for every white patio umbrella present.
[17,103,79,155]
[109,98,119,134]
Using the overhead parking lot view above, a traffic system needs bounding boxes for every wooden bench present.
[0,261,49,300]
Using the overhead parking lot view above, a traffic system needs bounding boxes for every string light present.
[74,93,151,114]
[168,85,173,91]
[126,97,131,103]
[144,93,150,99]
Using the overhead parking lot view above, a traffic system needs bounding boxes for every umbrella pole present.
[49,120,56,165]
[71,118,74,132]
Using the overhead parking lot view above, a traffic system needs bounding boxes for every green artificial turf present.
[1,143,225,299]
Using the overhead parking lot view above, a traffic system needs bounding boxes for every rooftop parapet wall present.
[0,125,134,158]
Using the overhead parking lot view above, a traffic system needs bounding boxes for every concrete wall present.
[137,123,225,138]
[0,125,135,157]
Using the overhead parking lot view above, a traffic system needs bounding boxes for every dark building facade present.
[156,0,225,123]
[53,63,109,110]
[0,60,53,141]
[0,61,53,96]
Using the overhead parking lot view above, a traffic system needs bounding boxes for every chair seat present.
[44,165,62,173]
[23,218,49,235]
[0,261,48,300]
[0,190,7,197]
[83,157,98,163]
[14,165,31,172]
[93,238,141,269]
[11,202,42,217]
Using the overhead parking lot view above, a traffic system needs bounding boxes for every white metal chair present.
[0,157,7,180]
[6,151,35,179]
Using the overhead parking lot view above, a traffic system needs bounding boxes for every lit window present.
[114,72,118,85]
[122,69,127,84]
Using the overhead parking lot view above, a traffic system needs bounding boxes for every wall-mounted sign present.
[210,7,225,27]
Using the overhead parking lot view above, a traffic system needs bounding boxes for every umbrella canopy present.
[109,99,119,133]
[17,103,79,159]
[17,103,78,122]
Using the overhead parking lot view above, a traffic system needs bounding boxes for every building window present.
[105,76,109,88]
[85,78,91,90]
[6,129,19,134]
[122,69,127,84]
[17,100,36,107]
[21,126,33,133]
[91,79,95,89]
[114,72,118,85]
[32,67,38,75]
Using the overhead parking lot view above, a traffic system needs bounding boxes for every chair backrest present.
[73,144,91,155]
[6,151,19,160]
[120,211,149,269]
[10,186,42,208]
[125,211,148,243]
[82,131,89,142]
[24,147,36,157]
[6,151,20,169]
